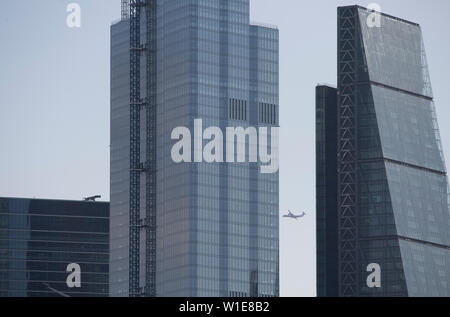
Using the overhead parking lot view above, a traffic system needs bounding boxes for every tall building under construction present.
[110,0,279,297]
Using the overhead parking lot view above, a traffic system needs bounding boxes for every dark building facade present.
[0,197,109,297]
[111,0,279,297]
[316,85,338,297]
[317,6,450,297]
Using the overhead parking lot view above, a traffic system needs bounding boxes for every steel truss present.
[337,6,360,297]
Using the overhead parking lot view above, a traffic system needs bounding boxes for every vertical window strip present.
[274,104,276,124]
[245,101,247,121]
[270,103,273,125]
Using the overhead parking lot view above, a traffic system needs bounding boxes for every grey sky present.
[0,0,449,297]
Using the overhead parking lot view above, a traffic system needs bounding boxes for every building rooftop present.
[0,196,109,204]
[340,4,420,27]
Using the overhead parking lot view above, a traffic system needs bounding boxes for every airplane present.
[283,210,306,220]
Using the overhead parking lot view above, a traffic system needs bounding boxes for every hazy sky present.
[0,0,449,297]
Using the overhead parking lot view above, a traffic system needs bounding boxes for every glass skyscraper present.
[110,0,279,297]
[0,197,109,297]
[317,6,450,297]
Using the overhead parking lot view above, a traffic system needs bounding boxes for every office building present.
[316,6,450,297]
[316,85,339,297]
[0,197,109,297]
[111,0,279,297]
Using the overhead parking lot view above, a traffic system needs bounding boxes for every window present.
[259,102,277,125]
[228,98,248,121]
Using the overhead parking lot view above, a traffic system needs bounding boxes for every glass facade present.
[317,6,449,297]
[0,197,109,297]
[110,19,131,297]
[110,0,279,297]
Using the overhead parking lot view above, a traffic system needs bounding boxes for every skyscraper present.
[111,0,279,297]
[0,197,109,297]
[317,5,450,297]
